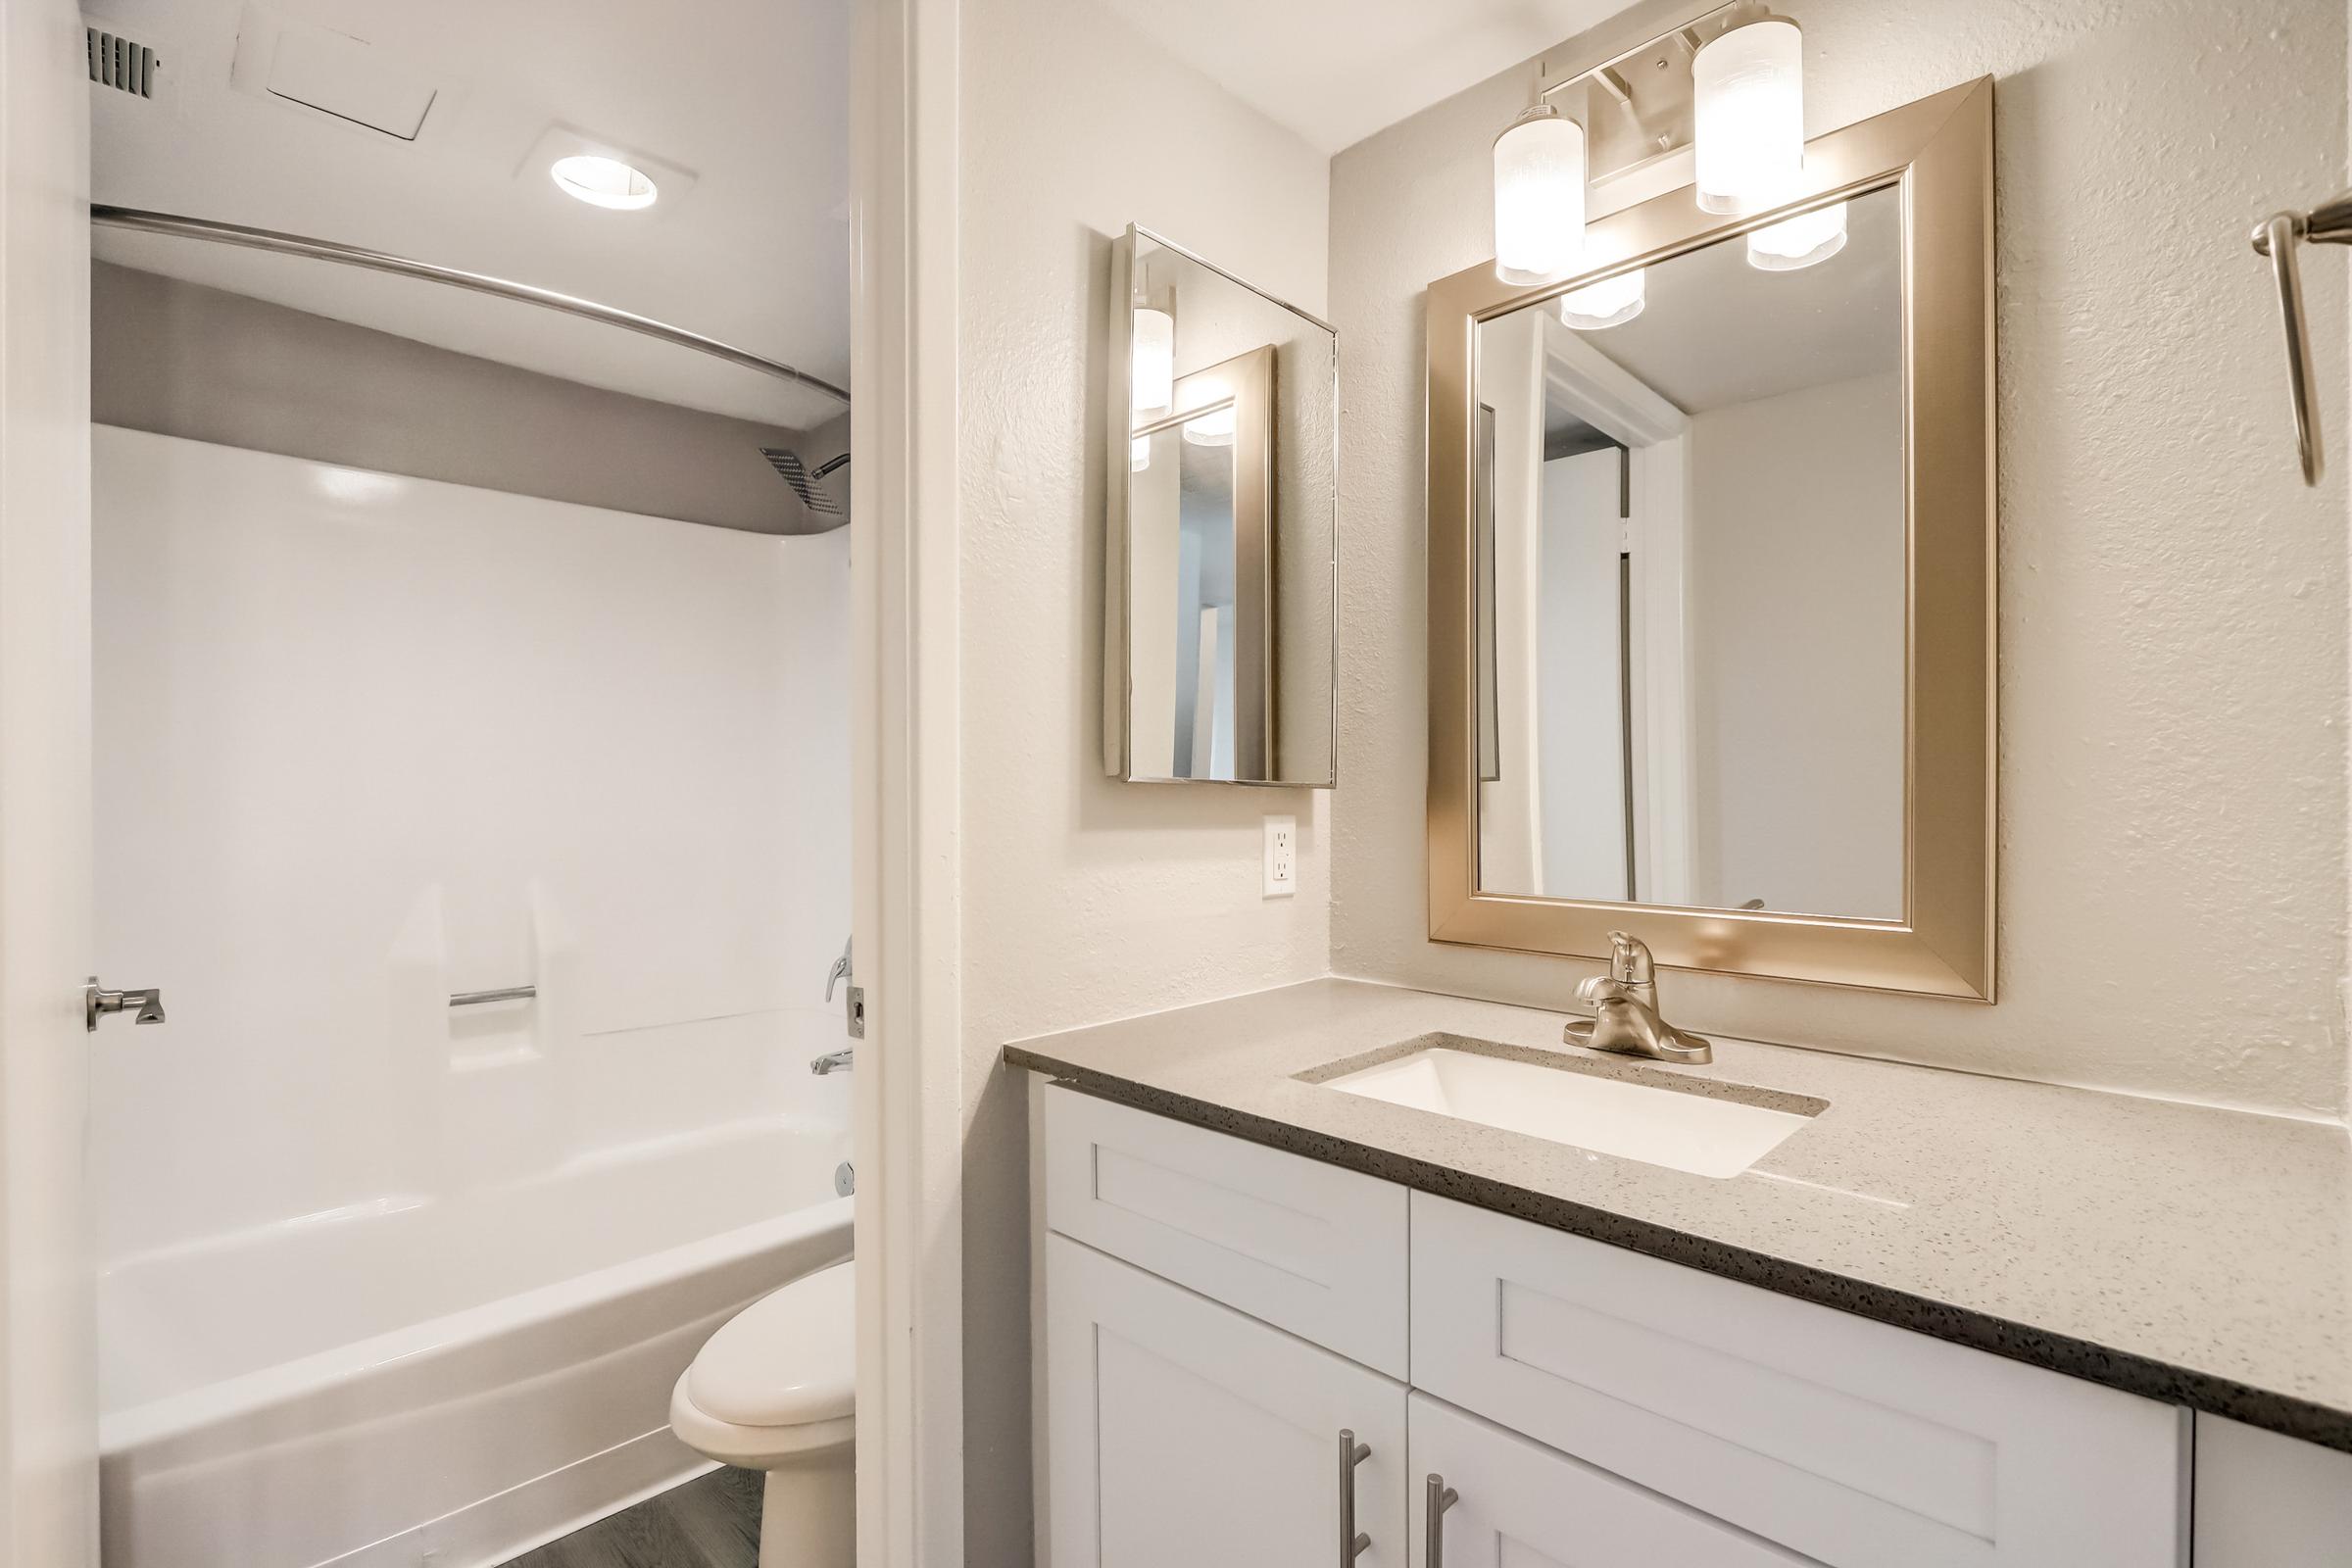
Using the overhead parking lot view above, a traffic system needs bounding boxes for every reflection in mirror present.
[1474,185,1902,920]
[1109,229,1337,786]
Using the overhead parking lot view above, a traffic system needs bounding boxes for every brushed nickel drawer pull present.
[1338,1429,1372,1564]
[1425,1472,1460,1566]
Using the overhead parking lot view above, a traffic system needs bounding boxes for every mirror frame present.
[1425,77,1995,1000]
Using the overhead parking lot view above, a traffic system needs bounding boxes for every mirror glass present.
[1473,185,1903,919]
[1114,230,1337,785]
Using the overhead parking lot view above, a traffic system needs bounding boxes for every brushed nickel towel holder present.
[2251,189,2352,485]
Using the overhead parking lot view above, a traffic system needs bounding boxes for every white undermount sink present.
[1318,1043,1816,1179]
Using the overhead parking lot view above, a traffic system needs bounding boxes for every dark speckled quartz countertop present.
[1004,977,2352,1452]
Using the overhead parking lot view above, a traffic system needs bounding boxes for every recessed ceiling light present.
[550,154,658,211]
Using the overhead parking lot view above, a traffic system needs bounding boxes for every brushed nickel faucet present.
[1565,932,1712,1065]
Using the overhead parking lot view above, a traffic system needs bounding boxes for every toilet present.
[670,1260,856,1568]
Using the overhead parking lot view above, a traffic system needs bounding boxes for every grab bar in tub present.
[450,986,536,1007]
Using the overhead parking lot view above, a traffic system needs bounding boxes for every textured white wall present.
[1688,370,1905,919]
[1330,0,2352,1118]
[92,428,853,1264]
[956,0,1334,1554]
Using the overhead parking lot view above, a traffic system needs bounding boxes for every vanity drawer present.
[1042,1086,1408,1376]
[1409,1195,2183,1568]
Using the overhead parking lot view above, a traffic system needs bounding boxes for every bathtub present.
[97,1116,853,1568]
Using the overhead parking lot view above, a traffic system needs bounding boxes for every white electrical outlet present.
[1263,814,1298,898]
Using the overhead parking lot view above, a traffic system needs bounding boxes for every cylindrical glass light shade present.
[1559,269,1645,330]
[1493,104,1587,285]
[1131,307,1175,415]
[1747,200,1847,271]
[1131,434,1152,471]
[1692,17,1803,216]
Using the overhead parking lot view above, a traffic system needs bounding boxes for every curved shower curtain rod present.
[90,204,853,408]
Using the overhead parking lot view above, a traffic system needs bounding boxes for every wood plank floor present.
[502,1466,762,1568]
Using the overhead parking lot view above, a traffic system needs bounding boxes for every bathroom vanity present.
[1011,980,2352,1567]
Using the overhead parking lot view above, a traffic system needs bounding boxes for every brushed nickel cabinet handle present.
[1425,1473,1460,1566]
[1338,1429,1371,1564]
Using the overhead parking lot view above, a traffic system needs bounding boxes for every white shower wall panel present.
[91,425,852,1267]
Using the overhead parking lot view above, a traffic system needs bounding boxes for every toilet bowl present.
[670,1259,856,1568]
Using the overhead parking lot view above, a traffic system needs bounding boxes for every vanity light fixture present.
[1691,8,1805,217]
[1559,269,1645,329]
[1493,99,1586,285]
[1131,306,1175,414]
[1747,199,1846,270]
[1131,435,1152,472]
[550,153,659,211]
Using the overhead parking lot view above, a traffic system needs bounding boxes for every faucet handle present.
[1606,931,1654,986]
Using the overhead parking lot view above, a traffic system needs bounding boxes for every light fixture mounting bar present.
[1538,1,1746,190]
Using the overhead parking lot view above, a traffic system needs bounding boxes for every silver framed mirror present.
[1427,79,1996,999]
[1103,225,1338,787]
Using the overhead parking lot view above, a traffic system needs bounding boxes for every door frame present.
[0,1,98,1563]
[4,0,975,1560]
[849,0,966,1562]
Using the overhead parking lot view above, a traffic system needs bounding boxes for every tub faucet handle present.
[85,976,166,1032]
[824,936,853,1001]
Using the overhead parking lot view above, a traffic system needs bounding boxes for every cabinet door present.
[1408,1394,1816,1568]
[2192,1415,2352,1564]
[1045,1234,1410,1568]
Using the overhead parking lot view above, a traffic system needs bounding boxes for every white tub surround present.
[91,426,854,1567]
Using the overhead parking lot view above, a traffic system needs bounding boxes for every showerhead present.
[761,446,849,521]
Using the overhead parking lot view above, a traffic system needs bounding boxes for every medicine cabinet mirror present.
[1104,225,1338,787]
[1429,79,1995,998]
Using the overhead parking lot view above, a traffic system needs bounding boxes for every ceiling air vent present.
[87,25,161,98]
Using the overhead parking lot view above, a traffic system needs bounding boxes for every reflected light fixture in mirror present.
[1691,9,1804,217]
[1177,373,1239,447]
[1560,269,1645,329]
[1132,307,1175,413]
[1493,101,1586,285]
[1749,200,1847,270]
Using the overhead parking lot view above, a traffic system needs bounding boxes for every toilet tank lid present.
[687,1259,856,1428]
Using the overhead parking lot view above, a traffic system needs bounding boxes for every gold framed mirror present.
[1426,77,1994,999]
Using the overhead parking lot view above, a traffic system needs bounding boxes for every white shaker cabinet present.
[1035,1085,2352,1568]
[1043,1233,1411,1568]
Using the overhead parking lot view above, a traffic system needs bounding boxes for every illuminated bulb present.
[1181,406,1236,447]
[1747,201,1847,270]
[1131,307,1175,415]
[1176,374,1237,448]
[1493,103,1587,285]
[550,154,660,211]
[1692,17,1804,217]
[1559,269,1645,330]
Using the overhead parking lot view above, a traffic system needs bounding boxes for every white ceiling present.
[89,0,850,429]
[1091,0,1632,155]
[1554,185,1903,416]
